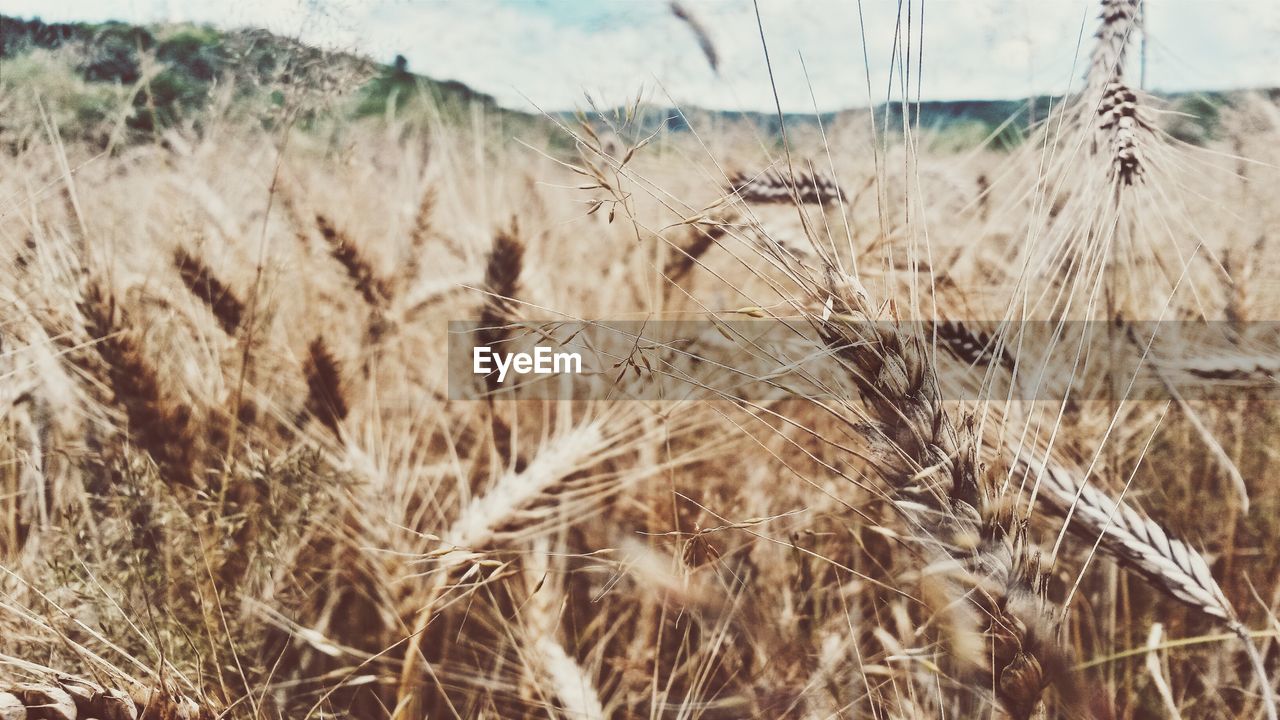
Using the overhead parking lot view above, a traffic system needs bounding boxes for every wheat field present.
[1,2,1279,718]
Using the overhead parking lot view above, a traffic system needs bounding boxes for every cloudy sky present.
[7,0,1279,112]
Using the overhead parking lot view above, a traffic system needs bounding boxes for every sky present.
[6,0,1279,113]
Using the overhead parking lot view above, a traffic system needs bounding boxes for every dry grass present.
[1,2,1279,718]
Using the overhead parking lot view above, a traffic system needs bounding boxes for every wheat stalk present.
[475,223,525,471]
[521,539,606,720]
[0,394,47,558]
[390,410,712,717]
[1171,354,1280,382]
[1016,444,1278,719]
[394,419,609,719]
[76,280,201,487]
[440,420,607,558]
[932,315,1273,713]
[1020,449,1233,620]
[930,312,1275,715]
[813,270,1069,719]
[929,324,1246,623]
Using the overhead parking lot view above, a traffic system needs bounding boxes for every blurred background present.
[6,0,1279,113]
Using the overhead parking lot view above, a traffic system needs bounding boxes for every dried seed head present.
[1097,82,1151,185]
[304,337,348,437]
[315,213,393,307]
[728,168,844,206]
[174,247,244,335]
[814,270,1070,718]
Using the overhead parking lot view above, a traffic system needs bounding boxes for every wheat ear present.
[669,1,719,74]
[728,167,844,206]
[663,215,731,286]
[936,315,1274,715]
[1015,447,1277,718]
[934,315,1275,715]
[814,271,1070,719]
[315,213,393,307]
[521,539,607,719]
[173,247,244,335]
[478,224,523,340]
[1022,450,1232,620]
[76,280,200,487]
[393,420,609,719]
[1,676,216,719]
[1085,0,1151,185]
[401,185,438,284]
[1087,0,1140,92]
[303,337,348,439]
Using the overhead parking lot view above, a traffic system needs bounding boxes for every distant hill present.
[0,14,1258,150]
[0,14,536,147]
[575,87,1260,152]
